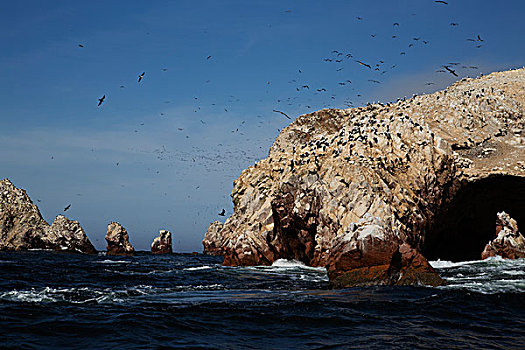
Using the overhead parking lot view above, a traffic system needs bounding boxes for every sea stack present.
[0,178,96,253]
[106,222,135,256]
[481,212,525,259]
[151,230,173,254]
[203,67,525,287]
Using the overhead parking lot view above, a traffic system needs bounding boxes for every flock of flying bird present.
[71,0,487,217]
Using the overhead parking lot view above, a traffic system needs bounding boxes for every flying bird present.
[393,22,399,27]
[355,60,371,69]
[207,55,212,59]
[218,209,226,216]
[368,79,381,84]
[78,44,84,48]
[434,0,448,4]
[138,72,145,82]
[273,109,291,119]
[98,95,105,106]
[64,204,71,212]
[443,66,458,77]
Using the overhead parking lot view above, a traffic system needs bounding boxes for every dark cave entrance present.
[422,175,525,262]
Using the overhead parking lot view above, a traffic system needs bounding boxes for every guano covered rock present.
[203,67,525,287]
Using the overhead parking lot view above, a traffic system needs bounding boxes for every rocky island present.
[0,179,96,253]
[151,230,173,254]
[482,211,525,259]
[203,67,525,287]
[106,222,135,256]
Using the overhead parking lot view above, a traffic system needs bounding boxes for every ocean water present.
[0,252,523,349]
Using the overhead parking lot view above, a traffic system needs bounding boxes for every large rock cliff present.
[203,67,525,287]
[0,179,96,253]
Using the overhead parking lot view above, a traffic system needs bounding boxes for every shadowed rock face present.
[0,179,96,254]
[203,67,525,287]
[481,212,525,259]
[151,230,173,254]
[106,222,135,256]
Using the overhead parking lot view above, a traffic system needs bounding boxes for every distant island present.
[0,178,173,255]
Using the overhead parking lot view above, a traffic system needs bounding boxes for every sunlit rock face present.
[106,222,135,256]
[203,67,525,287]
[481,212,525,259]
[151,230,173,254]
[0,179,96,254]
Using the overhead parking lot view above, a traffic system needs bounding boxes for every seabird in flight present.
[138,72,145,82]
[355,60,371,69]
[443,66,458,77]
[273,110,291,119]
[98,95,105,106]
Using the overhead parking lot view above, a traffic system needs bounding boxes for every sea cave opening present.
[422,175,525,262]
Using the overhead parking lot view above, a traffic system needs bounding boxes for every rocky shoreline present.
[203,67,525,287]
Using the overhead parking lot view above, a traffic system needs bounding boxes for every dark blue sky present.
[1,0,524,251]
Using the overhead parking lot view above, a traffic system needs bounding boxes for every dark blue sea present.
[0,251,523,349]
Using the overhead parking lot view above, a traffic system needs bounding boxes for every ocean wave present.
[0,284,227,305]
[431,257,525,294]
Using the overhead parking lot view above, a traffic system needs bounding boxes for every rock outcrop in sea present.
[0,179,96,253]
[481,212,525,259]
[203,67,525,287]
[106,222,135,256]
[151,229,173,254]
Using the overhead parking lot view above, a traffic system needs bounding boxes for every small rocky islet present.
[2,67,525,288]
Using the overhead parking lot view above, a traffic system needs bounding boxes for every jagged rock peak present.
[203,67,525,287]
[481,212,525,259]
[0,178,96,253]
[106,222,135,256]
[151,229,173,254]
[202,221,224,256]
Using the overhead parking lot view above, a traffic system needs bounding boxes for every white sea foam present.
[271,259,327,272]
[96,259,130,264]
[184,265,213,271]
[431,256,525,294]
[272,259,306,267]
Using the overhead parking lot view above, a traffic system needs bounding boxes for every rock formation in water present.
[0,179,96,253]
[106,222,135,255]
[203,67,525,287]
[481,211,525,259]
[151,229,173,254]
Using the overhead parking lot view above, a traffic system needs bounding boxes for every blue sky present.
[1,0,524,251]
